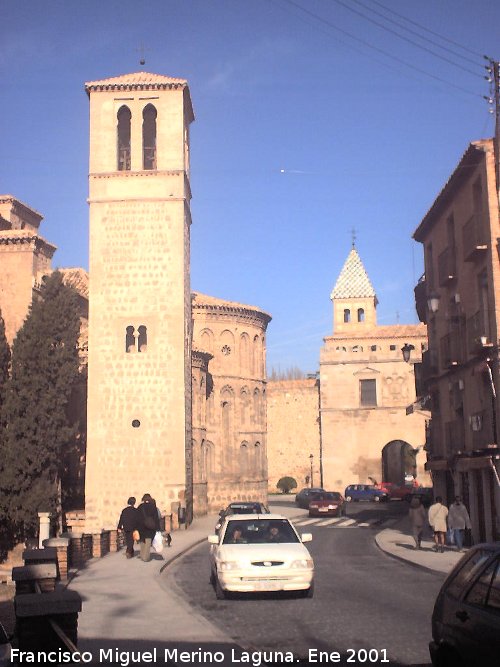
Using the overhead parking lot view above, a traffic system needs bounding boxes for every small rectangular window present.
[360,379,377,407]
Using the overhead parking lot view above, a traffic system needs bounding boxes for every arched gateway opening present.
[382,440,417,485]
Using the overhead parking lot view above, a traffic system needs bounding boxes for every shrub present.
[276,476,298,494]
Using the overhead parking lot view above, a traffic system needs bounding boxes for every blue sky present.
[1,0,499,373]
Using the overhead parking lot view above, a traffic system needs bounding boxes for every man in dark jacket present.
[117,497,139,559]
[137,493,160,562]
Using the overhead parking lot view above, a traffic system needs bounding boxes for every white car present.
[208,514,314,599]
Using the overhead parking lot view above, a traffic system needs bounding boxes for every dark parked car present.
[308,491,346,517]
[295,487,324,509]
[429,542,500,667]
[0,623,11,667]
[215,501,270,533]
[344,484,388,502]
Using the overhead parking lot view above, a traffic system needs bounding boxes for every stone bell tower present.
[84,72,194,530]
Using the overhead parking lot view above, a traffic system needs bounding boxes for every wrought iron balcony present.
[438,246,457,285]
[463,213,488,262]
[414,275,427,324]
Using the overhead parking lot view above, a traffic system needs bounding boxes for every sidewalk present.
[375,515,466,574]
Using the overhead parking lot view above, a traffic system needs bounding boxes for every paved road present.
[168,502,445,666]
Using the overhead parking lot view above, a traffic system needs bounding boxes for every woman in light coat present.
[428,496,449,553]
[408,496,426,549]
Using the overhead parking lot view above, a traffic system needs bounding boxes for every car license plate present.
[254,581,281,591]
[319,507,328,512]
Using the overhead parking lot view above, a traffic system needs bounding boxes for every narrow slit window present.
[358,308,365,322]
[138,325,148,352]
[142,104,157,170]
[117,106,131,171]
[126,326,136,353]
[344,309,351,323]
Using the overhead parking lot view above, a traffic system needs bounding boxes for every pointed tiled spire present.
[330,248,377,301]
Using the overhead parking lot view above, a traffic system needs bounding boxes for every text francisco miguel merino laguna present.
[11,647,388,665]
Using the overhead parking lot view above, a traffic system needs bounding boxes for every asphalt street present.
[168,502,445,667]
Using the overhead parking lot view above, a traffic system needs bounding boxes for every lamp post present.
[401,343,415,363]
[309,454,314,488]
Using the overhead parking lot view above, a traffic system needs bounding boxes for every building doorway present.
[382,440,417,485]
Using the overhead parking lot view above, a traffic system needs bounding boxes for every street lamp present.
[401,343,415,363]
[309,453,314,488]
[427,291,441,314]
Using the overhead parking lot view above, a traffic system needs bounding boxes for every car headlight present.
[290,559,314,569]
[327,505,337,509]
[219,561,240,571]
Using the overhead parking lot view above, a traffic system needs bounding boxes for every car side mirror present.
[208,534,219,544]
[301,533,313,543]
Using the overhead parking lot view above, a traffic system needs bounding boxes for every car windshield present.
[222,518,300,544]
[317,492,341,501]
[227,504,261,514]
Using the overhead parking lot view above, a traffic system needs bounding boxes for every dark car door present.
[456,556,500,666]
[439,549,500,666]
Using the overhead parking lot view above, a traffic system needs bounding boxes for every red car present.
[308,491,346,517]
[376,482,413,501]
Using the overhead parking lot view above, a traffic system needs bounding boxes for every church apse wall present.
[192,292,271,512]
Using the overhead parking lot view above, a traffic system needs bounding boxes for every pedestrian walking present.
[117,497,138,559]
[137,493,160,562]
[408,496,426,549]
[448,495,472,552]
[428,496,449,553]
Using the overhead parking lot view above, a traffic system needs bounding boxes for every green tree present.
[0,272,81,542]
[276,476,298,494]
[0,309,10,412]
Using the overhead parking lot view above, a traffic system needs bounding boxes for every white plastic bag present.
[152,531,163,554]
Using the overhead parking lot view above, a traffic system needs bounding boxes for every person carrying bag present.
[136,493,160,562]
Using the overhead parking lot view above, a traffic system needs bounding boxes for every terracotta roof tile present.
[85,72,188,90]
[192,291,271,321]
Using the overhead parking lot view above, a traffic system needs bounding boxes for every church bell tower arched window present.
[142,104,157,170]
[117,106,131,171]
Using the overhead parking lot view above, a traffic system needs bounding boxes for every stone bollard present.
[42,538,70,581]
[15,590,82,651]
[12,563,58,594]
[38,512,51,548]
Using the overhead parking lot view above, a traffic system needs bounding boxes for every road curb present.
[159,537,208,574]
[374,530,444,576]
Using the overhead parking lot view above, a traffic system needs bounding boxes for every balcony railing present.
[439,319,466,369]
[425,418,444,458]
[466,311,491,355]
[445,418,465,455]
[470,409,495,449]
[463,213,488,261]
[438,246,457,285]
[143,146,157,170]
[118,147,131,171]
[421,349,439,385]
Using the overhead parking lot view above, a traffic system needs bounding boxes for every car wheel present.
[373,495,381,502]
[215,576,226,600]
[345,496,352,502]
[209,569,216,586]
